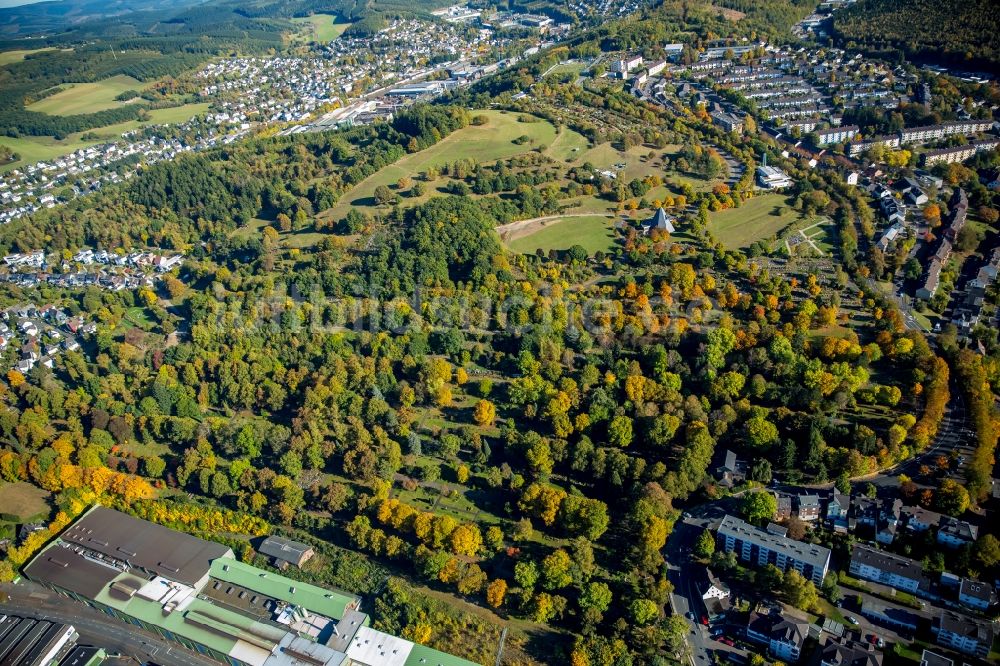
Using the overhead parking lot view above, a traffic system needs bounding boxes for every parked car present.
[720,638,735,647]
[846,616,859,625]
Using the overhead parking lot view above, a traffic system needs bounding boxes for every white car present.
[846,616,859,625]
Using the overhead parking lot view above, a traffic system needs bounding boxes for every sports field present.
[291,14,351,42]
[0,102,210,173]
[323,110,557,220]
[708,193,802,248]
[27,75,146,115]
[506,215,616,255]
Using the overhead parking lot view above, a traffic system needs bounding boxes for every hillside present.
[833,0,1000,70]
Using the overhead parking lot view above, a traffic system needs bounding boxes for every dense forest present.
[0,1,998,664]
[833,0,1000,70]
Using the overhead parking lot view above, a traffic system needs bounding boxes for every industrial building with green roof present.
[23,506,481,666]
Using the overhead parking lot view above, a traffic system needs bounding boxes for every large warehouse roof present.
[59,506,231,587]
[22,544,120,599]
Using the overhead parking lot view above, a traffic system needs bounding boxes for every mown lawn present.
[27,75,147,115]
[290,14,351,42]
[507,215,617,255]
[321,110,557,221]
[709,193,802,248]
[545,126,590,162]
[0,482,52,521]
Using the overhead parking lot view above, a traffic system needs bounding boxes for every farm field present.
[321,110,558,221]
[27,75,147,115]
[0,102,210,173]
[708,193,802,248]
[506,214,617,255]
[291,14,351,42]
[0,47,62,66]
[0,481,51,521]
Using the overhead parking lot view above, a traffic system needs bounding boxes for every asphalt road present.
[0,581,219,666]
[665,498,743,666]
[866,391,975,491]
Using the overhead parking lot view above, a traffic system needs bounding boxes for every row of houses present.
[917,189,967,300]
[951,247,1000,338]
[923,139,1000,166]
[848,120,996,158]
[730,564,993,663]
[850,543,996,614]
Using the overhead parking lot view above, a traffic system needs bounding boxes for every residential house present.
[943,189,968,242]
[937,516,977,548]
[775,494,793,521]
[698,570,731,619]
[904,186,928,207]
[797,495,821,522]
[747,612,810,663]
[901,505,942,533]
[849,545,933,597]
[934,611,994,658]
[715,449,746,488]
[876,222,905,252]
[875,499,903,545]
[826,490,849,533]
[820,636,882,666]
[958,578,995,612]
[852,496,879,529]
[917,254,948,301]
[717,514,831,585]
[879,196,905,225]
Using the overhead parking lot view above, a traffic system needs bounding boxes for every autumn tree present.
[486,578,507,608]
[473,399,496,426]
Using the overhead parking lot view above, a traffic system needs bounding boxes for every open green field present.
[291,14,351,42]
[507,215,616,255]
[27,75,146,115]
[0,47,62,67]
[322,110,558,221]
[544,61,585,79]
[145,103,211,124]
[708,193,802,248]
[0,102,209,173]
[0,482,51,521]
[545,126,589,162]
